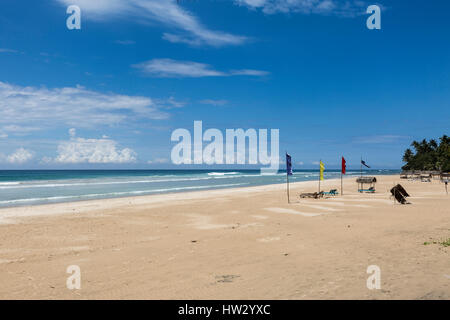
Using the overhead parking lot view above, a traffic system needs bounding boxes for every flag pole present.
[360,156,362,177]
[318,159,321,193]
[341,156,345,196]
[286,152,290,204]
[286,168,290,204]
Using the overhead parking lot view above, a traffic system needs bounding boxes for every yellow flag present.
[319,161,325,181]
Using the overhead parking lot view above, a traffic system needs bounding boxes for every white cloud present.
[0,48,19,53]
[147,158,169,164]
[56,0,247,47]
[297,161,304,165]
[53,130,137,164]
[133,59,224,77]
[235,0,368,17]
[229,69,270,76]
[5,148,34,164]
[0,125,41,139]
[69,128,77,137]
[200,99,228,106]
[2,125,41,133]
[164,97,187,109]
[133,59,269,78]
[0,82,168,129]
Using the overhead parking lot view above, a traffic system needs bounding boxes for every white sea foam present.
[0,182,20,186]
[207,172,239,176]
[0,183,248,206]
[0,174,265,189]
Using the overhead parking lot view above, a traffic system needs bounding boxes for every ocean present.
[0,169,399,208]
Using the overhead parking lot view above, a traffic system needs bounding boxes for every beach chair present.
[300,192,324,199]
[323,189,339,196]
[358,186,375,193]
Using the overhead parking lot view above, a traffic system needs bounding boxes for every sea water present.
[0,169,399,208]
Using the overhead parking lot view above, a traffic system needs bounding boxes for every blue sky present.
[0,0,449,169]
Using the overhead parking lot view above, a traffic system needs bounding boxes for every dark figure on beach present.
[390,184,410,204]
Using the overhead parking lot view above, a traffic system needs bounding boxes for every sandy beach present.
[0,174,448,300]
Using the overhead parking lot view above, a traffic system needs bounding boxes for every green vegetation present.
[402,135,450,171]
[423,239,450,247]
[441,239,450,247]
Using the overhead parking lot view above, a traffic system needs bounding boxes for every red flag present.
[341,157,346,174]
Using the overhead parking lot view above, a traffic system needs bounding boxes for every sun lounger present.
[358,186,375,193]
[323,189,339,196]
[300,192,324,199]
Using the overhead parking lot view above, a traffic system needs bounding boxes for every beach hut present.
[356,176,377,193]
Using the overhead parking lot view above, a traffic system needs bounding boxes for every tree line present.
[402,135,449,172]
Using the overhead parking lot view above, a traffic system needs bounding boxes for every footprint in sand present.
[216,275,240,283]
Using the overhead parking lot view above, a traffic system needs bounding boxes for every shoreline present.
[0,175,375,224]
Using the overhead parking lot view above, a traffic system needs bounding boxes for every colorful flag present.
[342,157,346,174]
[286,153,293,176]
[319,160,325,181]
[361,160,370,168]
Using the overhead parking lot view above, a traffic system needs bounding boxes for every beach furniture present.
[431,171,441,180]
[390,184,410,204]
[358,186,375,193]
[400,171,411,179]
[411,172,421,181]
[356,177,377,193]
[300,192,324,199]
[440,173,450,182]
[323,189,339,196]
[420,173,432,182]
